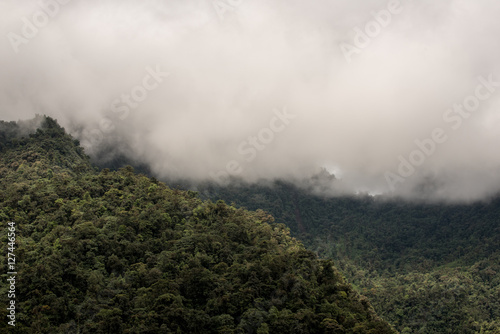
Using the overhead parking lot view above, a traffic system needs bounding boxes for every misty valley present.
[1,116,499,333]
[2,1,500,333]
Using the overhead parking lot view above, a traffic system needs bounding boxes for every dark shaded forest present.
[200,179,500,333]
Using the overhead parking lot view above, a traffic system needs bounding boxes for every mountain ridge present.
[0,116,394,333]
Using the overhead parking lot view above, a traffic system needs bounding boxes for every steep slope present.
[0,117,394,333]
[202,180,500,333]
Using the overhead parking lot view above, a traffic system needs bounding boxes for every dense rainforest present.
[0,116,394,333]
[200,178,500,333]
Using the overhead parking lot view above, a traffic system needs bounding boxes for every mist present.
[1,0,500,202]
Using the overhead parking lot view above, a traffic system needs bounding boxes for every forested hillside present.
[0,116,394,333]
[201,179,500,333]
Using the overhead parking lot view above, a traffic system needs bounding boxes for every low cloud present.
[1,0,500,202]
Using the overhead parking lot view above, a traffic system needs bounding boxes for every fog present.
[1,0,500,201]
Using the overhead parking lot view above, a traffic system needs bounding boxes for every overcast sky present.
[1,0,500,201]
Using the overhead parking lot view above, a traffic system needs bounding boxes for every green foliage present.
[203,179,500,333]
[0,117,394,333]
